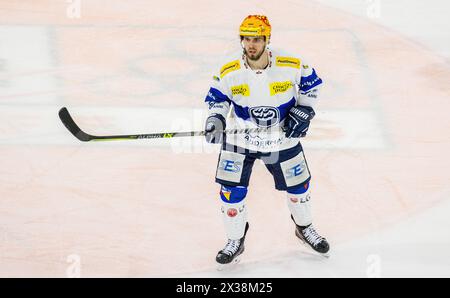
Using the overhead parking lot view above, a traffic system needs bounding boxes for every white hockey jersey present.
[205,47,323,153]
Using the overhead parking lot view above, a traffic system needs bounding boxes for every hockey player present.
[204,15,330,265]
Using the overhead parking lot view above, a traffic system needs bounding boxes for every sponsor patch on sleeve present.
[220,60,241,78]
[275,56,301,69]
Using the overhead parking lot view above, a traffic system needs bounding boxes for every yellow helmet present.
[239,15,271,38]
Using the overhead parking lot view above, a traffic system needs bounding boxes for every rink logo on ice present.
[249,106,280,128]
[219,160,242,173]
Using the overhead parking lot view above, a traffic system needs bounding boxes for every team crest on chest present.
[249,106,280,128]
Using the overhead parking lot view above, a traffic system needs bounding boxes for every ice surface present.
[0,0,449,277]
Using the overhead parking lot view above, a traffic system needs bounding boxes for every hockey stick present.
[58,107,267,142]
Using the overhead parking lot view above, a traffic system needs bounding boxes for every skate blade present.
[216,256,241,271]
[296,238,330,259]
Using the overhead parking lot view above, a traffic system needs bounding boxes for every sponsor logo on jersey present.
[301,89,318,99]
[243,134,284,150]
[290,194,310,204]
[301,76,321,89]
[208,102,225,110]
[219,160,242,173]
[269,81,293,95]
[290,197,299,203]
[227,208,238,217]
[207,91,216,101]
[249,106,280,128]
[231,84,250,97]
[276,56,300,69]
[220,60,241,78]
[285,162,306,178]
[221,189,231,201]
[240,28,260,35]
[302,193,311,203]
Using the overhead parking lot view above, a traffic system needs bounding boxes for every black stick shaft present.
[58,107,266,142]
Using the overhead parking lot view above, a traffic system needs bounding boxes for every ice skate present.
[292,218,330,257]
[216,222,249,270]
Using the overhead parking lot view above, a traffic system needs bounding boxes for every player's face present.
[242,36,267,61]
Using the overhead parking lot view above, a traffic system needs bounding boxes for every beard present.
[244,47,266,61]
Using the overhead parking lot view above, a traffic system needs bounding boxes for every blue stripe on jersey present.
[299,68,323,92]
[231,97,296,122]
[205,87,231,103]
[231,102,250,120]
[278,97,296,120]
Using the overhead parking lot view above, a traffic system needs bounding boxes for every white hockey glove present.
[205,113,226,144]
